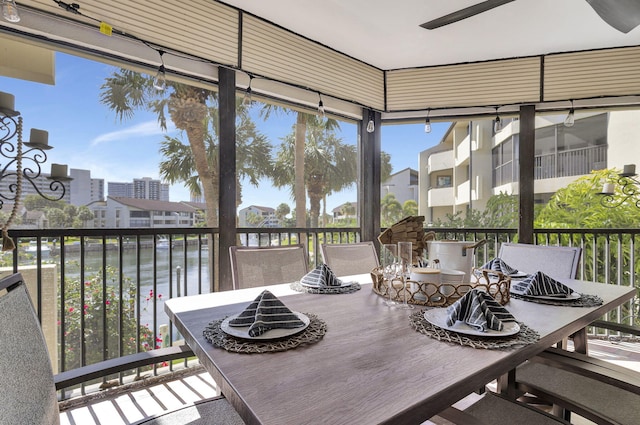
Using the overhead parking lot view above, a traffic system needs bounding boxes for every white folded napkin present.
[446,289,515,332]
[228,290,305,337]
[479,257,519,275]
[300,264,342,287]
[511,271,572,298]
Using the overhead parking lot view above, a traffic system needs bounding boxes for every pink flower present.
[105,300,111,305]
[68,307,74,312]
[158,294,163,299]
[156,337,162,342]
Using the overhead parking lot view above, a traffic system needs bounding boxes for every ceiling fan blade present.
[585,0,640,34]
[420,0,516,30]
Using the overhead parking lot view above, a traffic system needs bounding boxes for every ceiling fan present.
[420,0,640,33]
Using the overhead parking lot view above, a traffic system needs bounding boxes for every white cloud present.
[91,121,176,146]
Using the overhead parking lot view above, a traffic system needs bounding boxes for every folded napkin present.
[300,263,342,287]
[446,289,515,332]
[511,271,573,298]
[479,257,519,275]
[228,290,305,337]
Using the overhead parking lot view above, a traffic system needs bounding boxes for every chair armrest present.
[432,407,488,425]
[532,346,640,395]
[590,319,640,337]
[54,345,194,390]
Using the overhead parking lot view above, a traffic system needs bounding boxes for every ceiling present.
[220,0,640,70]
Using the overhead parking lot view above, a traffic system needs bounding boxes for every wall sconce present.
[0,91,71,250]
[599,164,640,208]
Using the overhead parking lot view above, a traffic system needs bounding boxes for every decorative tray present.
[370,267,511,307]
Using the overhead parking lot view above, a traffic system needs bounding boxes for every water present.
[59,243,211,341]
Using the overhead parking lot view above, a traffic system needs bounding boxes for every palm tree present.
[259,105,340,228]
[157,99,272,212]
[272,116,357,227]
[381,193,403,227]
[100,69,219,226]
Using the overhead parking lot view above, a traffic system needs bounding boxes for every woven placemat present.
[290,280,361,294]
[203,313,326,354]
[509,293,603,307]
[409,309,540,349]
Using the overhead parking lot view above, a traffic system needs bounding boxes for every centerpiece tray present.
[370,268,511,307]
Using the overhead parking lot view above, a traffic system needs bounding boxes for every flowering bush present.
[60,266,158,371]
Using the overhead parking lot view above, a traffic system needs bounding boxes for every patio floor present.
[60,338,640,425]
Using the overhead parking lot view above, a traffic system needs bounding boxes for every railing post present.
[176,266,182,297]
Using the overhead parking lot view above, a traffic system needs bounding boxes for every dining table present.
[164,273,635,425]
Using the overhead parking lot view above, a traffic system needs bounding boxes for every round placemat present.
[509,293,603,307]
[203,313,326,353]
[409,309,540,349]
[290,281,361,294]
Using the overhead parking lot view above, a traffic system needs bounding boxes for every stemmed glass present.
[381,243,398,307]
[397,241,415,310]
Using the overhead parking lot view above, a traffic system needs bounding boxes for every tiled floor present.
[61,338,640,424]
[59,366,221,425]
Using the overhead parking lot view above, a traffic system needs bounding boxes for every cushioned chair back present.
[0,273,60,425]
[498,243,581,279]
[229,245,309,289]
[320,242,379,277]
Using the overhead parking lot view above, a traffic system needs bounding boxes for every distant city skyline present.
[0,52,450,214]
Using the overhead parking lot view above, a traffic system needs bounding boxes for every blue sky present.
[1,52,450,212]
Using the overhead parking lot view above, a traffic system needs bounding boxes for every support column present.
[218,67,236,291]
[359,108,381,245]
[518,104,536,244]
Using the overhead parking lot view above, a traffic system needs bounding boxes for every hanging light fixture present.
[243,75,253,107]
[1,0,21,22]
[366,111,375,133]
[424,109,432,133]
[493,107,502,133]
[153,50,167,91]
[564,100,575,127]
[317,93,325,117]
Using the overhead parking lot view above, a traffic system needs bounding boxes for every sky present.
[1,52,450,213]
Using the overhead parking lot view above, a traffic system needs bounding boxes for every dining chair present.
[497,243,582,279]
[503,345,640,424]
[431,391,570,424]
[229,244,309,289]
[0,272,245,425]
[319,241,379,277]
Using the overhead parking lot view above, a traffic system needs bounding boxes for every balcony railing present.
[5,225,637,399]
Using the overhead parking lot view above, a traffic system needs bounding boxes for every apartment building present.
[418,111,627,224]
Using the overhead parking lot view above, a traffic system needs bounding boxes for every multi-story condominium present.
[238,205,278,227]
[89,197,202,228]
[69,168,104,206]
[382,167,419,205]
[418,111,623,224]
[108,177,170,201]
[0,170,71,206]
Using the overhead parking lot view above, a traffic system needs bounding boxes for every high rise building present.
[109,177,170,201]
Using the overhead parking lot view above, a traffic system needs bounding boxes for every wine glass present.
[397,241,414,310]
[381,243,398,307]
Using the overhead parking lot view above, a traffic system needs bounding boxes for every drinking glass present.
[381,243,398,307]
[397,241,414,310]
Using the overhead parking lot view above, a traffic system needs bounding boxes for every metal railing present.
[5,225,638,398]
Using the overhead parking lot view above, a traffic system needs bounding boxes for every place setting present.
[290,263,361,294]
[509,270,603,307]
[410,288,540,349]
[203,289,327,353]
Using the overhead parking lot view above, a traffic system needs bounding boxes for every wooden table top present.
[165,275,635,425]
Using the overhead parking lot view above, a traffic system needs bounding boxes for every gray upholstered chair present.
[0,273,245,425]
[498,243,581,279]
[507,345,640,424]
[229,244,309,289]
[0,273,61,425]
[320,241,379,277]
[432,391,570,424]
